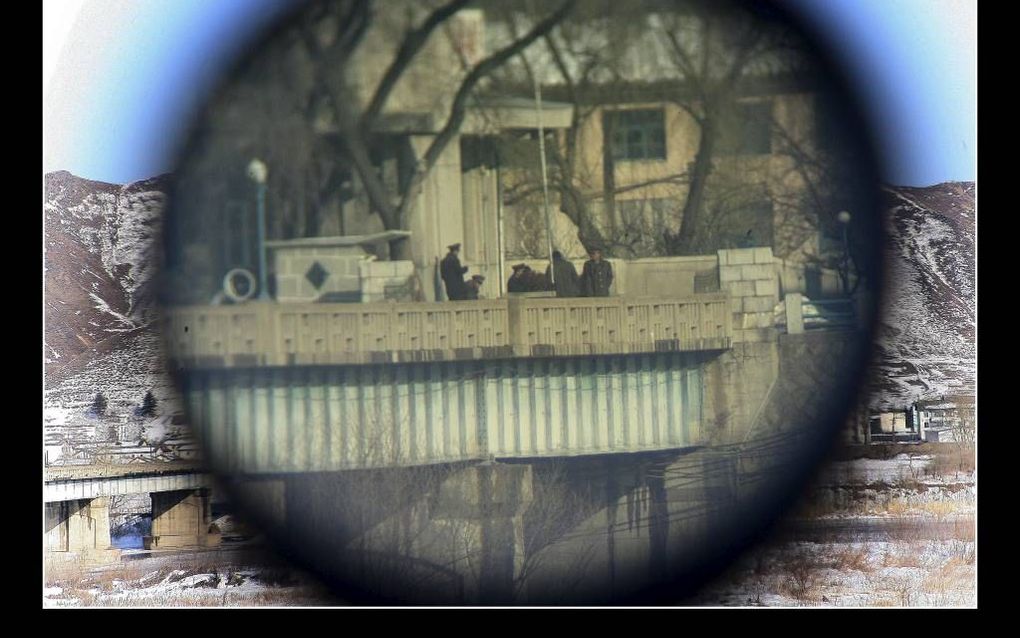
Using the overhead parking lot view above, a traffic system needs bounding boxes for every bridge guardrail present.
[781,293,859,334]
[164,293,732,367]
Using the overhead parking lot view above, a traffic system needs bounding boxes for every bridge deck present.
[165,294,731,368]
[44,462,211,503]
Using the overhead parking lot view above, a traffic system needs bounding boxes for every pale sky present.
[42,0,976,186]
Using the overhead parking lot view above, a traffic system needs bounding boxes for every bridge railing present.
[163,293,731,367]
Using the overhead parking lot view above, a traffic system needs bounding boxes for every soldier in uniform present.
[507,264,530,293]
[464,275,486,300]
[440,243,468,300]
[545,250,581,298]
[581,247,614,297]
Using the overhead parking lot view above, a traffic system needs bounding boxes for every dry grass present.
[896,580,916,607]
[828,545,872,573]
[920,559,973,607]
[925,445,975,481]
[774,557,819,601]
[953,518,976,543]
[880,542,925,568]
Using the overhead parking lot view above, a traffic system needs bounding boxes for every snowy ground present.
[44,449,976,607]
[43,544,340,607]
[691,449,976,607]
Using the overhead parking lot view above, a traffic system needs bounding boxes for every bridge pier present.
[44,497,120,563]
[144,488,221,550]
[230,478,288,534]
[429,462,533,603]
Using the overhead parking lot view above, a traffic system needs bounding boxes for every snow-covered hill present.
[868,182,976,410]
[44,171,193,465]
[44,170,167,384]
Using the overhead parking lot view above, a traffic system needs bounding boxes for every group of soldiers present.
[440,243,613,301]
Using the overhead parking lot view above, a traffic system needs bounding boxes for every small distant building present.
[913,394,976,443]
[868,410,919,442]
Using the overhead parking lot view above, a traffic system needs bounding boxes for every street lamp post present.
[837,210,851,296]
[248,159,270,300]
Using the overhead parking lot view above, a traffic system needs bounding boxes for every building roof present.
[491,72,826,108]
[265,231,412,250]
[313,97,575,136]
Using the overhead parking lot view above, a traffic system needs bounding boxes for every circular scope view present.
[159,0,885,604]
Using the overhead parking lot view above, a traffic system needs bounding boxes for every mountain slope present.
[44,171,188,463]
[868,182,976,410]
[44,170,168,385]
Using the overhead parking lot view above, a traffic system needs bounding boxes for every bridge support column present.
[44,498,119,563]
[431,462,533,603]
[785,292,804,335]
[144,489,221,550]
[230,478,287,534]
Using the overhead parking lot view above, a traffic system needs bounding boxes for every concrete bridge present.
[162,245,778,474]
[151,247,818,601]
[44,461,221,561]
[46,247,858,601]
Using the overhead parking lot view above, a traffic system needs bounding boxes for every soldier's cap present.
[448,243,461,250]
[511,263,528,271]
[472,275,485,282]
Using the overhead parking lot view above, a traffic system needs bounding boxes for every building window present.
[605,109,666,161]
[719,101,772,155]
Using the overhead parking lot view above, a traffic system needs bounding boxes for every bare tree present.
[486,0,846,260]
[294,0,576,260]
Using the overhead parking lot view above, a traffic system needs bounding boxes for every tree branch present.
[394,0,577,226]
[362,0,473,128]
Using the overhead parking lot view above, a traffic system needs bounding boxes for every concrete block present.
[728,281,757,298]
[717,251,730,266]
[729,297,743,313]
[752,247,774,264]
[728,249,756,265]
[747,328,775,342]
[743,296,777,313]
[785,292,804,334]
[296,277,316,297]
[719,267,743,284]
[325,256,351,275]
[276,255,292,275]
[755,278,778,298]
[275,275,297,298]
[741,311,774,329]
[740,264,774,281]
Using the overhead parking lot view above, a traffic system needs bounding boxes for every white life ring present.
[223,268,257,303]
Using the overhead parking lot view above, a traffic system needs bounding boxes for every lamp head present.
[247,158,268,184]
